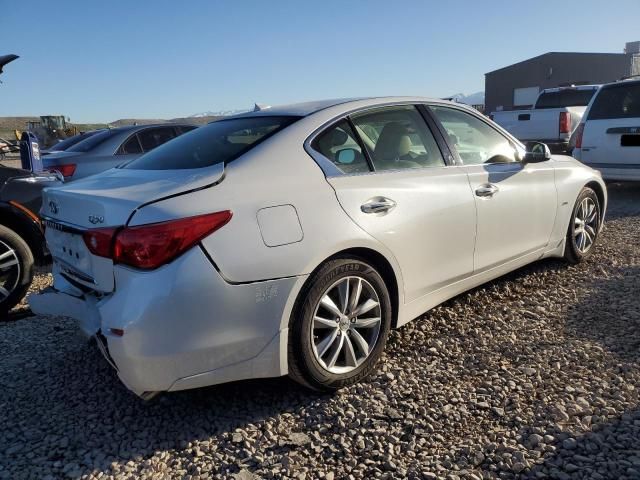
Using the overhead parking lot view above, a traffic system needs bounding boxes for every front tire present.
[564,187,601,264]
[288,258,392,391]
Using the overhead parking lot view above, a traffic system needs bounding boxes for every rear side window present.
[588,83,640,120]
[352,105,445,171]
[119,135,143,154]
[312,120,371,174]
[124,116,299,170]
[138,127,176,152]
[535,89,596,109]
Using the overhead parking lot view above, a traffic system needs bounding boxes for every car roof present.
[541,85,601,93]
[231,96,459,118]
[601,77,640,88]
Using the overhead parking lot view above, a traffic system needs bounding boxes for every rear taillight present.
[574,123,585,149]
[82,211,232,269]
[559,112,571,135]
[83,227,119,257]
[49,164,77,177]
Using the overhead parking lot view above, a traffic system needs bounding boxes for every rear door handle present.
[361,197,396,214]
[475,184,499,197]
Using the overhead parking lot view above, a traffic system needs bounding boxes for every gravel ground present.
[1,183,640,480]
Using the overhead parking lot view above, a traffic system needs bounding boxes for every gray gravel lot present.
[1,183,640,480]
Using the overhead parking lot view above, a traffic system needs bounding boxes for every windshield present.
[49,130,103,151]
[535,89,596,109]
[67,129,119,153]
[123,116,299,170]
[588,83,640,120]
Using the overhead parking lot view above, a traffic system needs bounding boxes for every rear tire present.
[288,258,392,391]
[0,224,34,317]
[564,187,601,264]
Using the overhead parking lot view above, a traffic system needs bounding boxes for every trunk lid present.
[42,164,224,292]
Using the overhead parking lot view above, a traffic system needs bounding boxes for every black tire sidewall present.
[565,187,600,263]
[290,258,392,390]
[0,225,34,316]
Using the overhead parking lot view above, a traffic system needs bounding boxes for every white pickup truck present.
[490,85,599,153]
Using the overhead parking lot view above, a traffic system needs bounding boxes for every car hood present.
[41,164,225,228]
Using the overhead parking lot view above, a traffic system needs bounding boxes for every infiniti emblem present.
[88,215,104,225]
[49,200,59,214]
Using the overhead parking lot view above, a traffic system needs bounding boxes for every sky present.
[1,0,639,123]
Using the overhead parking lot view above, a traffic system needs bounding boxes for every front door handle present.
[475,184,499,198]
[361,197,396,214]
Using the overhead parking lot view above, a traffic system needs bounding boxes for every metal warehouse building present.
[485,42,640,114]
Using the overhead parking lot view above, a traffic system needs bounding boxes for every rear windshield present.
[535,89,596,109]
[123,116,299,170]
[50,130,102,151]
[588,83,640,120]
[67,129,119,153]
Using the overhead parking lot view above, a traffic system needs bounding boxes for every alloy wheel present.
[0,240,20,302]
[311,276,382,374]
[573,197,598,254]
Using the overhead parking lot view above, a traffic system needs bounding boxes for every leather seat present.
[373,122,422,170]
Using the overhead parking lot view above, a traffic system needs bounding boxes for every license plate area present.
[45,224,94,280]
[621,134,640,147]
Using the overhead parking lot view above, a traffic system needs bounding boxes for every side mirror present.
[523,142,551,163]
[336,148,357,164]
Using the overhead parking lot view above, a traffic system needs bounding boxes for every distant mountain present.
[190,108,249,118]
[109,115,222,127]
[446,92,485,105]
[109,118,166,127]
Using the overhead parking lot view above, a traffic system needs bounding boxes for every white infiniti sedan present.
[29,97,607,398]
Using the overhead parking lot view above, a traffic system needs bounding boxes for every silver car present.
[42,124,197,180]
[31,97,606,398]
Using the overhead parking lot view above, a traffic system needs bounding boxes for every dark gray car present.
[42,124,197,181]
[0,164,62,315]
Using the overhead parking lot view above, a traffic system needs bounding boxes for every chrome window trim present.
[304,100,473,178]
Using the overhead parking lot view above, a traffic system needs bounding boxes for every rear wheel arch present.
[287,255,394,391]
[0,205,46,265]
[301,247,401,329]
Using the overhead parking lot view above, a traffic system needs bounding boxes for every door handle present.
[475,184,499,197]
[361,197,396,214]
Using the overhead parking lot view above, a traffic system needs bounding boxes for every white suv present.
[573,79,640,181]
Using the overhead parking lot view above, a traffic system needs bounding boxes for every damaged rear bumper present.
[28,247,305,397]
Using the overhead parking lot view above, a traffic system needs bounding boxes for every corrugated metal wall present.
[632,55,640,77]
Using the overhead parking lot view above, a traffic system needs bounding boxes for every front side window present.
[352,105,445,171]
[312,120,370,174]
[588,83,640,120]
[124,116,299,170]
[430,106,518,165]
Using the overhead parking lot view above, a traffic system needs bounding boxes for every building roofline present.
[485,51,631,76]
